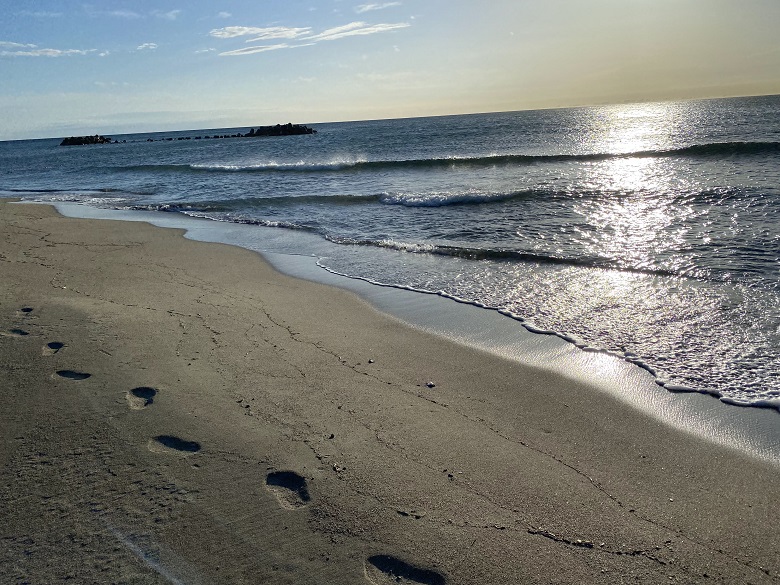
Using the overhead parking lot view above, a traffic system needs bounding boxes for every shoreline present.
[49,201,780,465]
[1,200,778,583]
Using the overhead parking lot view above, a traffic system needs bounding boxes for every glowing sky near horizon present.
[1,0,779,139]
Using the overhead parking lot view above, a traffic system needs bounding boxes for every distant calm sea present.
[2,95,779,411]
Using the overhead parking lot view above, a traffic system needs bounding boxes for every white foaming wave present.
[178,210,310,232]
[376,239,438,254]
[190,157,368,172]
[5,190,131,205]
[722,394,780,409]
[379,190,517,207]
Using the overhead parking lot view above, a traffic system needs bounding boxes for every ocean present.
[2,95,779,415]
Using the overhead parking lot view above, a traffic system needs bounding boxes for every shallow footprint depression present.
[55,369,91,381]
[43,341,65,355]
[364,555,446,585]
[265,471,311,510]
[126,386,157,409]
[2,328,29,337]
[148,435,201,455]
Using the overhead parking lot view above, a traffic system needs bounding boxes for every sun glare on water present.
[573,102,703,277]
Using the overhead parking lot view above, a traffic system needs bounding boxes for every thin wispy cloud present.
[154,10,182,21]
[246,30,314,43]
[213,20,410,56]
[84,6,182,20]
[355,2,401,13]
[209,26,311,41]
[304,21,409,42]
[0,41,37,48]
[95,9,142,19]
[0,40,99,58]
[217,12,232,19]
[304,22,366,41]
[1,47,96,57]
[218,44,290,57]
[114,10,141,18]
[136,43,158,51]
[18,11,64,18]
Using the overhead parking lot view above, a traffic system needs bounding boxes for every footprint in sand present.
[265,471,311,510]
[148,435,201,455]
[43,341,65,356]
[2,308,34,337]
[54,370,91,381]
[126,386,157,410]
[364,555,446,585]
[1,328,29,337]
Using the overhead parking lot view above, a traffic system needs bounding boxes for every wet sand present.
[1,200,777,584]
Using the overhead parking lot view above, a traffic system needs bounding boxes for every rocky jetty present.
[192,124,317,140]
[59,135,116,146]
[246,123,316,137]
[59,123,316,146]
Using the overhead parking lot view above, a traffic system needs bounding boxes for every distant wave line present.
[110,141,780,175]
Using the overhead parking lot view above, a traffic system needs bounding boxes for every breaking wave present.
[111,141,780,175]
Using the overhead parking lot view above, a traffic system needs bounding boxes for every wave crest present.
[112,141,780,176]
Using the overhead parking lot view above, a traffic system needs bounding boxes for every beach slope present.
[0,200,777,584]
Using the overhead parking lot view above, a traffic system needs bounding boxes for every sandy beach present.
[1,199,777,584]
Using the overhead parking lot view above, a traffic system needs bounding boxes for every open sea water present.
[2,95,779,412]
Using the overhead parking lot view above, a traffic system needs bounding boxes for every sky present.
[1,0,780,140]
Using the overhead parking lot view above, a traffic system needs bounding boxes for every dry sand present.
[1,200,777,584]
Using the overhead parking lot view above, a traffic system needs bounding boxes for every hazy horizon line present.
[4,91,779,143]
